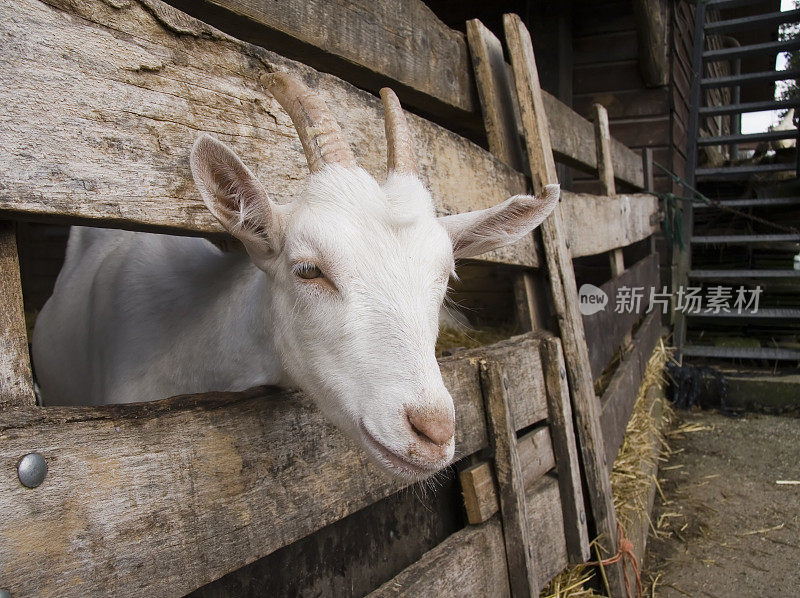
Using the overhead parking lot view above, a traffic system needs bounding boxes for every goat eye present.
[295,263,323,280]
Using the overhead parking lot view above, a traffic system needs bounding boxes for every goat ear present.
[438,184,560,259]
[190,134,281,258]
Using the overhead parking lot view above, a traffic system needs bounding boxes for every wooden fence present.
[0,0,663,596]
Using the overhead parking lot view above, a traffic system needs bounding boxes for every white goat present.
[32,73,559,480]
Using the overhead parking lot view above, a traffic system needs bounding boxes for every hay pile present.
[435,325,514,356]
[540,340,674,597]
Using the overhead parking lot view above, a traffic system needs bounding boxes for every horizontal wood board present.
[600,310,663,467]
[583,253,660,379]
[0,0,536,266]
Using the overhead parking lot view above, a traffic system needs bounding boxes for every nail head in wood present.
[17,453,47,488]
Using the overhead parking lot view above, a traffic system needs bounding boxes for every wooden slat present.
[480,359,539,597]
[372,475,570,596]
[455,334,549,432]
[0,222,35,407]
[0,355,485,598]
[562,193,659,259]
[540,337,591,564]
[368,517,511,597]
[170,0,644,188]
[163,0,479,127]
[517,426,556,485]
[0,0,536,267]
[459,462,499,525]
[542,92,644,189]
[600,311,663,467]
[466,19,527,173]
[593,104,617,197]
[504,13,625,593]
[583,254,660,380]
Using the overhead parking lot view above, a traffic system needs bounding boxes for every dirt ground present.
[643,410,800,598]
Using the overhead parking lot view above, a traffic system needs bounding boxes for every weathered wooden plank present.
[562,192,659,258]
[517,426,556,485]
[162,0,479,126]
[600,311,663,468]
[455,334,549,432]
[171,0,643,189]
[633,0,670,87]
[480,359,539,597]
[593,103,617,197]
[525,474,571,587]
[466,19,526,173]
[540,337,591,564]
[368,517,511,597]
[0,354,485,598]
[0,222,35,407]
[504,13,625,593]
[459,462,499,525]
[0,0,536,267]
[583,254,660,380]
[542,92,644,189]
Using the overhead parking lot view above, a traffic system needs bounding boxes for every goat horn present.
[263,72,358,173]
[380,88,418,176]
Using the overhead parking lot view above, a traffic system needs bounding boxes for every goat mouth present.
[359,422,440,478]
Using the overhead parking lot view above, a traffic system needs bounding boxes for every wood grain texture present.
[459,462,499,525]
[593,103,616,197]
[600,311,663,468]
[541,92,644,189]
[455,334,549,432]
[166,0,478,118]
[480,359,539,597]
[0,355,485,598]
[466,19,526,173]
[561,192,659,259]
[517,426,555,486]
[368,517,511,597]
[0,0,536,267]
[583,254,660,380]
[0,222,35,407]
[632,0,669,87]
[504,13,625,592]
[540,337,591,564]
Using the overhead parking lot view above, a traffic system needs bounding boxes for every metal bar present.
[730,58,741,160]
[696,163,795,179]
[704,0,774,10]
[689,269,800,279]
[700,98,800,116]
[703,38,800,62]
[705,9,800,34]
[697,129,799,146]
[689,308,800,320]
[702,69,800,89]
[677,1,707,361]
[681,345,800,360]
[693,197,800,208]
[691,234,800,244]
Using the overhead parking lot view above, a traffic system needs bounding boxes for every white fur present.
[33,134,559,480]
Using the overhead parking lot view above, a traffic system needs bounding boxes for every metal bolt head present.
[581,512,586,524]
[0,588,12,598]
[17,453,47,488]
[560,367,566,380]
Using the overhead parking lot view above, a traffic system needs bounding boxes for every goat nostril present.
[406,408,455,447]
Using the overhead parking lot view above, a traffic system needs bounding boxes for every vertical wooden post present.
[540,336,591,564]
[504,13,625,593]
[594,103,626,279]
[467,19,545,334]
[480,359,539,597]
[0,221,35,407]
